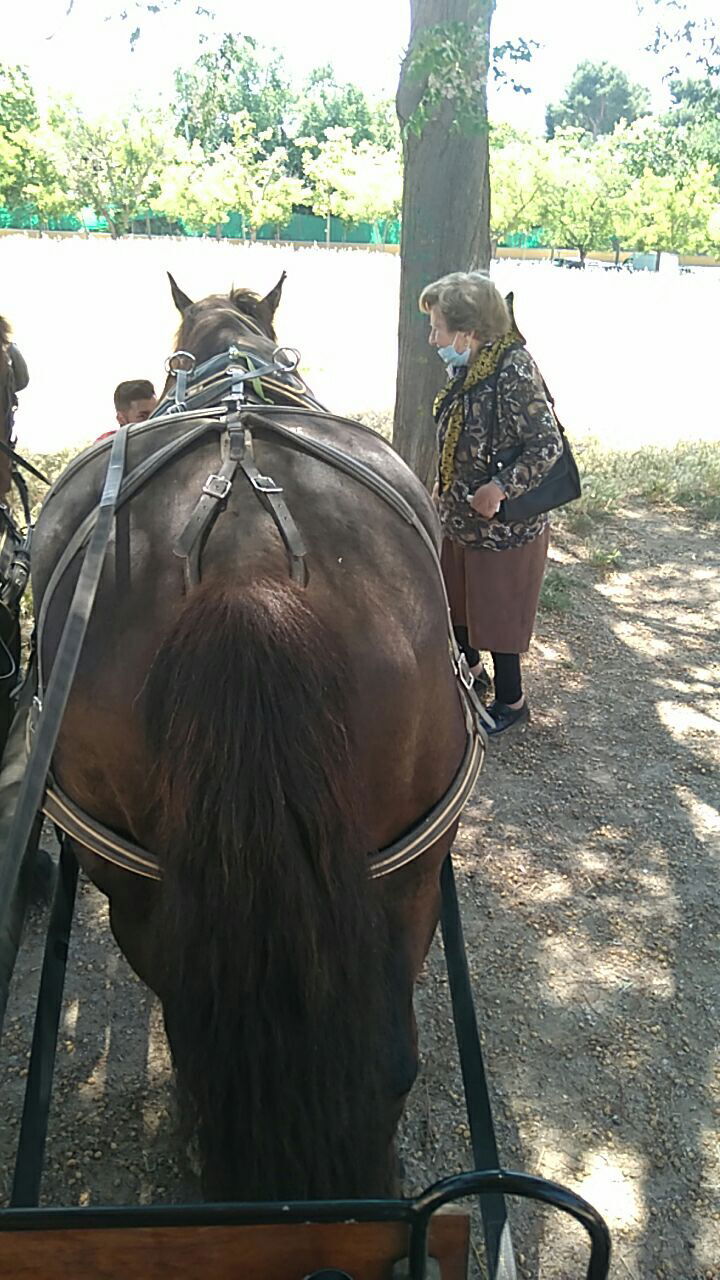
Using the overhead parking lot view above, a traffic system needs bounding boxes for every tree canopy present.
[546,61,650,140]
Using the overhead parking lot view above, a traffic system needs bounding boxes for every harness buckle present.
[251,474,283,494]
[456,652,475,692]
[202,474,233,500]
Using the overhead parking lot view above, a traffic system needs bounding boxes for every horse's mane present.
[0,315,10,352]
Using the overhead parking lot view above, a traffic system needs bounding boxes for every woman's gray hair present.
[419,272,510,343]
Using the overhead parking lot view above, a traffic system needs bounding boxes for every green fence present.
[0,204,401,244]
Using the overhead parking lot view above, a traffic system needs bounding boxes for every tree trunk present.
[393,0,494,487]
[655,250,662,272]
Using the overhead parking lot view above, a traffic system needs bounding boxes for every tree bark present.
[393,0,494,487]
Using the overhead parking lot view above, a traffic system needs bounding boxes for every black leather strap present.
[173,426,243,590]
[440,855,517,1279]
[0,426,128,963]
[238,432,307,587]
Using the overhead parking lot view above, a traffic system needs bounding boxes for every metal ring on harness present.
[272,346,301,373]
[164,350,197,376]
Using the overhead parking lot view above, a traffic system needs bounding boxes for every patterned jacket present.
[435,342,563,552]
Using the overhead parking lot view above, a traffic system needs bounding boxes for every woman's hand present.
[431,481,440,508]
[468,480,505,519]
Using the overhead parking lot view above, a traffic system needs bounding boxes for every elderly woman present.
[421,272,562,737]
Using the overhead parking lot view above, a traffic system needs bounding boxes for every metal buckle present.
[251,474,283,494]
[456,652,474,692]
[202,474,232,500]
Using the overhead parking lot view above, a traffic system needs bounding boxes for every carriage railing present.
[0,1169,610,1280]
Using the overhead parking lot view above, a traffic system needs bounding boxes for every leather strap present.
[40,716,484,884]
[0,427,128,956]
[238,431,307,587]
[173,425,243,590]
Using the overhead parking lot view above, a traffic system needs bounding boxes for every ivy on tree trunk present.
[393,0,494,487]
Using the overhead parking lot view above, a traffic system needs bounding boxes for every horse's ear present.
[168,272,194,314]
[261,271,287,318]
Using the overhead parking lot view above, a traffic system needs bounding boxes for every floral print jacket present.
[435,343,563,552]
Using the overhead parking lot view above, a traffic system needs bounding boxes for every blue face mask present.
[437,338,471,367]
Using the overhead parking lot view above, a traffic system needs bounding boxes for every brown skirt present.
[441,528,549,654]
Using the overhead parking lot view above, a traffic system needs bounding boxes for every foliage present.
[301,128,360,238]
[536,131,633,260]
[292,66,386,154]
[491,38,539,95]
[0,64,39,138]
[546,61,651,140]
[489,127,550,246]
[0,65,42,209]
[50,104,175,238]
[152,139,233,235]
[622,163,719,257]
[342,144,402,242]
[639,0,719,79]
[403,13,492,138]
[224,115,308,238]
[172,33,292,158]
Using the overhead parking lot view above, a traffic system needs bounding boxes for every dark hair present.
[114,379,156,412]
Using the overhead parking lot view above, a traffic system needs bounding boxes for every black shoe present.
[485,698,530,737]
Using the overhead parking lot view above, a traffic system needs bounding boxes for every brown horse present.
[30,275,473,1201]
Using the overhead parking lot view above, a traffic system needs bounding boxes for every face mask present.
[437,336,471,367]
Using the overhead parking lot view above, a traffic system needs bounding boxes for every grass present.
[559,437,720,530]
[539,567,575,613]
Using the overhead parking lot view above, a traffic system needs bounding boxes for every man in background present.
[114,379,157,425]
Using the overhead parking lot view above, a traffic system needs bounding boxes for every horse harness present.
[28,332,490,884]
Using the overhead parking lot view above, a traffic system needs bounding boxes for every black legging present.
[453,627,522,706]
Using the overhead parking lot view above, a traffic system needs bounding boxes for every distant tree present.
[301,127,359,242]
[342,144,403,241]
[546,61,650,140]
[0,64,41,208]
[16,126,75,230]
[489,127,550,251]
[0,64,39,138]
[537,131,633,262]
[153,140,234,237]
[220,114,308,241]
[172,33,293,157]
[623,163,719,265]
[51,104,174,238]
[293,67,377,152]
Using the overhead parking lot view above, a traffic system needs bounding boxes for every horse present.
[29,274,477,1201]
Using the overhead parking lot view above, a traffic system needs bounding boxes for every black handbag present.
[488,357,581,523]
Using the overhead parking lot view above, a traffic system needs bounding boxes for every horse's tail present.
[145,578,392,1200]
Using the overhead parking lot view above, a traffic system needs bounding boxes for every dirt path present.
[1,503,718,1279]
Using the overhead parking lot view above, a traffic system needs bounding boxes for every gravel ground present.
[1,502,718,1279]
